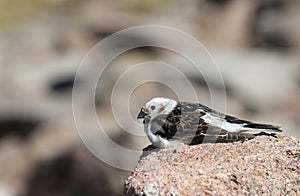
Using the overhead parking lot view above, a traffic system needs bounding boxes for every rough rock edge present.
[125,135,300,195]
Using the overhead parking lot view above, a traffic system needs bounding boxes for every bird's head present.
[137,97,177,122]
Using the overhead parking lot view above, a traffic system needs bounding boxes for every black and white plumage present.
[137,97,282,148]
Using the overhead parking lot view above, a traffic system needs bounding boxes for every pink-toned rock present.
[125,135,300,195]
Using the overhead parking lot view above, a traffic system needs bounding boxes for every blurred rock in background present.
[0,0,300,195]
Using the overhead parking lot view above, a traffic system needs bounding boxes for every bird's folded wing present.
[167,112,253,144]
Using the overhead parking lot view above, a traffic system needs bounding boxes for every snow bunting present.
[137,97,282,148]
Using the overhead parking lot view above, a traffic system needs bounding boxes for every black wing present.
[179,102,282,133]
[224,115,282,132]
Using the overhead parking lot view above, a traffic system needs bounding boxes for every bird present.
[137,97,282,148]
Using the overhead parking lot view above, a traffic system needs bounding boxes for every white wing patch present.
[200,111,244,133]
[199,109,280,133]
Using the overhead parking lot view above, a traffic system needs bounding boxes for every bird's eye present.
[150,105,156,110]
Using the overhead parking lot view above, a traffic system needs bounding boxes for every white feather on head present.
[144,97,177,120]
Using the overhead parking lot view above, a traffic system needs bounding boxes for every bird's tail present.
[241,122,282,133]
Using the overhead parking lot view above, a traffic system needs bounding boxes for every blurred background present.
[0,0,300,195]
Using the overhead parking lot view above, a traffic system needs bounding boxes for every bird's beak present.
[137,108,146,119]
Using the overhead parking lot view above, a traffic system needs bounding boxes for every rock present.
[0,116,42,140]
[48,74,76,93]
[125,135,300,195]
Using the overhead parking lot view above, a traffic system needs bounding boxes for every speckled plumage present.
[137,97,282,148]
